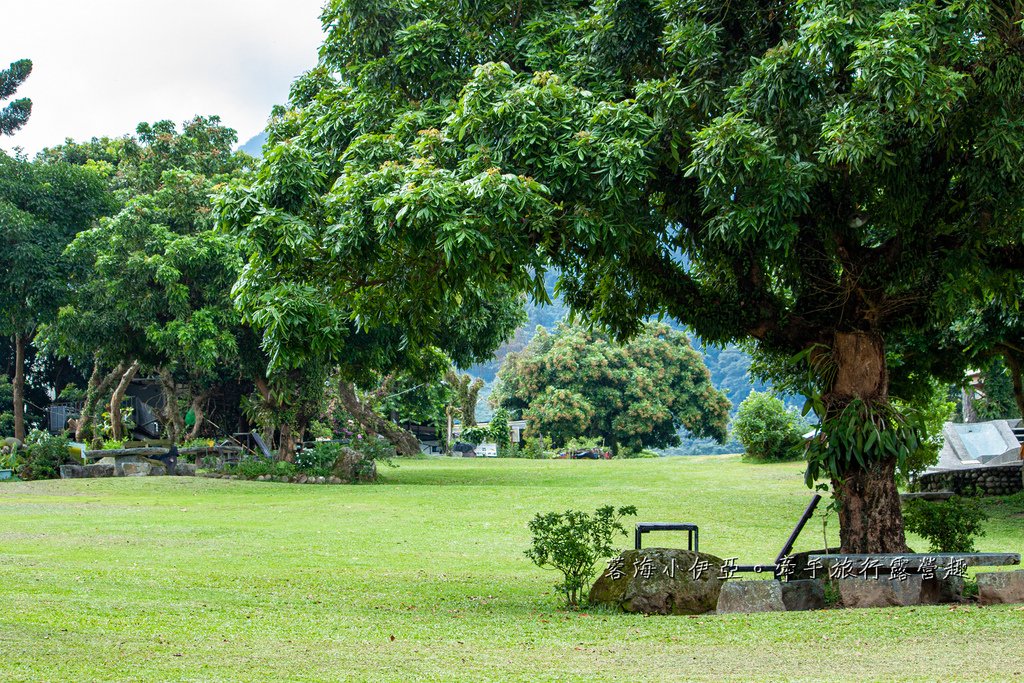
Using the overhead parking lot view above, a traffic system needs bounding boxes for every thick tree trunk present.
[12,334,26,441]
[338,381,420,456]
[77,360,126,443]
[185,390,209,441]
[109,360,140,442]
[253,376,279,454]
[278,422,296,462]
[158,369,185,444]
[825,331,909,554]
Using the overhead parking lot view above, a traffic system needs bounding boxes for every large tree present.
[495,322,729,453]
[0,59,32,136]
[0,153,113,440]
[217,0,1024,551]
[40,117,251,446]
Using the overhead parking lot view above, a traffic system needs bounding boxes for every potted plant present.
[0,437,21,480]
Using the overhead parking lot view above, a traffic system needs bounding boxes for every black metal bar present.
[634,523,699,552]
[775,494,821,564]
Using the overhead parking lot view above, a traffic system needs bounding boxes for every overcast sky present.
[1,0,327,156]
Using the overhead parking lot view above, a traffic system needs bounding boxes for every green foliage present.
[0,59,32,136]
[523,435,551,459]
[489,407,512,456]
[227,456,296,479]
[975,358,1018,421]
[295,442,344,477]
[903,497,988,553]
[17,430,71,481]
[894,381,955,484]
[525,505,637,608]
[348,435,397,474]
[806,399,923,487]
[459,426,489,445]
[496,323,729,453]
[0,437,21,470]
[733,391,805,462]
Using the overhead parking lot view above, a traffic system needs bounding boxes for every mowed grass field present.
[1,456,1022,682]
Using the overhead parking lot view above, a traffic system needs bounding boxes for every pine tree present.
[0,59,32,136]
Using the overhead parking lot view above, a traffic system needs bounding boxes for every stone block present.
[836,576,922,608]
[83,463,115,478]
[122,462,151,476]
[977,570,1024,605]
[717,580,785,614]
[176,464,196,476]
[59,464,85,479]
[781,579,826,611]
[920,575,965,604]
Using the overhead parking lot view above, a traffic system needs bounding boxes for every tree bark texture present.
[12,334,26,441]
[79,360,126,445]
[338,381,420,456]
[825,331,909,554]
[109,360,140,442]
[159,369,185,444]
[186,390,210,441]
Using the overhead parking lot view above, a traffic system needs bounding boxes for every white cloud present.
[0,0,327,155]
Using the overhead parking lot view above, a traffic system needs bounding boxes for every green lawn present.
[1,456,1022,682]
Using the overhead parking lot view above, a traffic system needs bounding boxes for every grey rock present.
[276,475,289,483]
[836,576,922,608]
[329,476,342,485]
[296,474,308,484]
[121,462,149,479]
[149,465,166,476]
[176,464,196,477]
[83,463,115,478]
[781,579,826,611]
[977,570,1024,605]
[331,447,377,483]
[717,580,785,614]
[59,464,85,479]
[588,548,725,615]
[316,476,326,484]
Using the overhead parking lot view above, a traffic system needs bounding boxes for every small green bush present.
[227,456,295,479]
[902,496,988,553]
[340,435,396,479]
[733,391,805,462]
[525,505,637,608]
[295,442,342,477]
[18,430,72,481]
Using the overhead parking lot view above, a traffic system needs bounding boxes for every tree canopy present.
[223,0,1024,551]
[494,322,729,453]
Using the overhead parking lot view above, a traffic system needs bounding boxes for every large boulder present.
[717,580,785,614]
[836,576,923,608]
[331,447,377,483]
[977,570,1024,605]
[588,548,725,615]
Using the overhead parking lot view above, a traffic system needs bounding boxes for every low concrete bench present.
[806,552,1020,577]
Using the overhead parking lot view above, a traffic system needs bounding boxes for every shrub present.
[459,426,489,445]
[525,505,637,608]
[295,442,342,477]
[18,430,72,481]
[226,455,295,479]
[348,435,396,477]
[524,435,551,459]
[902,496,988,553]
[733,391,805,462]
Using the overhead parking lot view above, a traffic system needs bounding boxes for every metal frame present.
[634,522,699,552]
